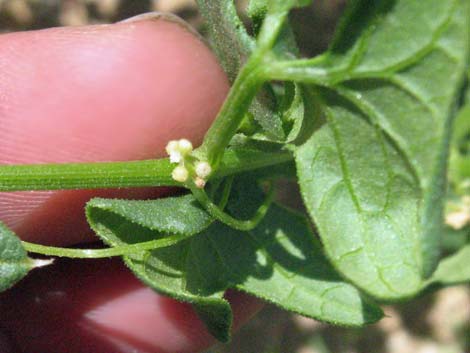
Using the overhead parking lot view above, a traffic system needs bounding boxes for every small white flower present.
[166,139,193,164]
[194,177,206,189]
[178,139,193,154]
[169,151,182,164]
[172,165,189,182]
[195,161,212,179]
[166,140,182,163]
[165,140,179,155]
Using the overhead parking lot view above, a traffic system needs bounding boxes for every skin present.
[0,15,261,353]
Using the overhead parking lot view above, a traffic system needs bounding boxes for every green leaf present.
[248,0,305,59]
[230,205,384,326]
[427,244,470,287]
[197,0,254,82]
[282,83,305,142]
[197,0,285,141]
[449,103,470,189]
[86,195,231,342]
[441,226,469,253]
[293,0,470,300]
[453,105,470,148]
[325,0,464,75]
[0,222,32,292]
[465,79,470,104]
[250,89,285,141]
[87,182,383,342]
[87,195,213,236]
[249,0,311,17]
[247,0,268,32]
[225,178,383,325]
[285,85,322,145]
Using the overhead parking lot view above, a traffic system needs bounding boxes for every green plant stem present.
[22,233,192,259]
[256,6,292,52]
[190,182,274,231]
[261,57,335,85]
[198,59,266,167]
[199,8,292,167]
[217,176,234,209]
[0,150,292,192]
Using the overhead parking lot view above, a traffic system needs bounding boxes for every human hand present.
[0,14,261,353]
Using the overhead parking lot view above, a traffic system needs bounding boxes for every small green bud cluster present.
[166,139,212,188]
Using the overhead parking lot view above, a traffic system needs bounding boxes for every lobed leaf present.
[293,0,470,300]
[0,222,32,292]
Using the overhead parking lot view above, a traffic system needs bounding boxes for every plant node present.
[166,139,212,188]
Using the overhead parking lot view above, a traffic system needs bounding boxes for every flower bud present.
[165,140,179,155]
[178,139,193,155]
[172,165,189,182]
[166,140,182,163]
[195,161,212,179]
[194,177,206,189]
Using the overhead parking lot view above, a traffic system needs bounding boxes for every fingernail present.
[118,11,204,42]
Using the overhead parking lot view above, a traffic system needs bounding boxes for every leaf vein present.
[334,86,421,187]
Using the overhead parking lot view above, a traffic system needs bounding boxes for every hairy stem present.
[198,59,266,167]
[199,8,292,167]
[0,150,292,192]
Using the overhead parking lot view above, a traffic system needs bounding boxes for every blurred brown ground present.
[0,1,468,353]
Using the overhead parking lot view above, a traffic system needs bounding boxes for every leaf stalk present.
[22,233,192,259]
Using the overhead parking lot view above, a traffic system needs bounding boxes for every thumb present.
[0,13,263,353]
[0,13,229,246]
